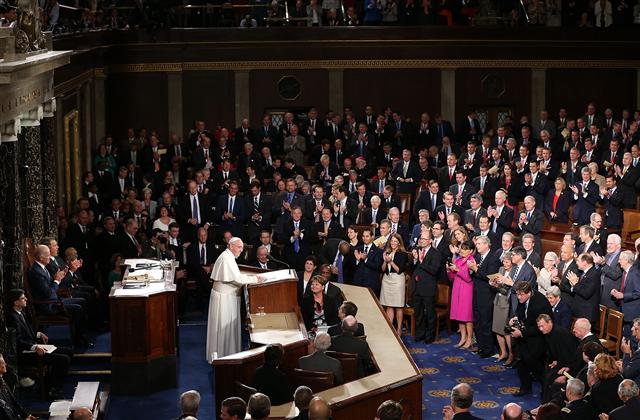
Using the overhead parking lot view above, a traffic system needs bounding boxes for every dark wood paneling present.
[249,70,329,124]
[343,69,441,121]
[455,68,532,130]
[545,69,637,118]
[182,71,235,131]
[105,73,168,142]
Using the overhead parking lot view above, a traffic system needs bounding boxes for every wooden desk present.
[213,283,422,419]
[109,268,177,394]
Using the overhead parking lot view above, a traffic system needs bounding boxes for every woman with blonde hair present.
[588,162,606,189]
[537,252,558,294]
[380,233,408,335]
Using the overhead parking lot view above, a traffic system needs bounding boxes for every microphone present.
[268,255,291,269]
[129,264,161,272]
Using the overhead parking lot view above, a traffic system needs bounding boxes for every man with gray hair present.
[606,379,640,419]
[463,193,486,232]
[546,285,572,329]
[292,386,313,420]
[501,402,523,420]
[298,332,343,384]
[515,195,543,254]
[611,251,640,342]
[594,233,623,310]
[442,383,481,420]
[561,378,593,417]
[176,390,200,419]
[247,393,271,420]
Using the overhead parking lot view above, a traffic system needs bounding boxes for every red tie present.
[621,270,627,293]
[449,168,453,181]
[420,248,427,263]
[611,152,615,163]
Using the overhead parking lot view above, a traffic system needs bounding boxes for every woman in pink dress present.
[447,240,476,349]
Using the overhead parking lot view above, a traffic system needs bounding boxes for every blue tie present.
[336,254,344,283]
[288,192,294,204]
[294,222,300,253]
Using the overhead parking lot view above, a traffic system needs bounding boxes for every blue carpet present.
[401,332,541,419]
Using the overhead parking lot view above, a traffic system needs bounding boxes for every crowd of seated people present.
[26,99,639,416]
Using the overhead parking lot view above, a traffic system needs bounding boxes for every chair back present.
[605,309,624,339]
[598,304,608,338]
[234,381,257,403]
[291,368,334,393]
[326,351,358,383]
[436,283,451,309]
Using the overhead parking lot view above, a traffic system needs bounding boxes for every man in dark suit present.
[608,379,640,420]
[566,253,601,324]
[379,185,401,212]
[327,301,365,337]
[298,333,343,385]
[509,281,553,396]
[64,209,96,282]
[577,225,604,256]
[390,149,420,194]
[7,289,74,399]
[522,161,549,210]
[563,147,585,187]
[471,164,497,207]
[449,172,477,209]
[621,320,640,385]
[602,175,624,229]
[570,167,600,226]
[463,194,488,233]
[413,180,443,222]
[118,217,142,259]
[251,246,279,270]
[328,316,371,378]
[488,190,514,240]
[179,180,212,242]
[470,235,501,357]
[314,155,340,189]
[546,286,573,329]
[352,228,383,295]
[281,207,314,271]
[186,227,216,303]
[435,191,464,222]
[515,195,544,255]
[361,196,387,237]
[538,314,579,403]
[314,208,346,252]
[438,154,459,191]
[411,231,442,344]
[508,247,538,310]
[273,179,306,220]
[215,181,246,238]
[615,152,640,209]
[433,114,454,145]
[458,110,482,144]
[245,180,272,245]
[331,186,358,229]
[458,141,483,179]
[303,185,330,223]
[611,251,640,341]
[442,383,484,420]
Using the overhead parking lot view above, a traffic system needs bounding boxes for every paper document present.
[49,400,71,416]
[258,269,295,282]
[24,344,57,354]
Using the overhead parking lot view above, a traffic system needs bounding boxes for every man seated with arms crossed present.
[327,301,365,337]
[6,289,74,399]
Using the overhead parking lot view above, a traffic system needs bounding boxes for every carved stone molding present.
[42,98,56,118]
[19,105,43,127]
[0,119,21,142]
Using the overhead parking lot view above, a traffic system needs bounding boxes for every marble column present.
[21,106,45,243]
[531,68,546,116]
[167,72,183,137]
[441,69,456,130]
[42,99,59,239]
[328,70,344,115]
[234,70,250,127]
[0,119,24,290]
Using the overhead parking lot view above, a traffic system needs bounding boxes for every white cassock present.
[206,248,258,363]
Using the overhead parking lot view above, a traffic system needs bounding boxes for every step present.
[68,369,111,376]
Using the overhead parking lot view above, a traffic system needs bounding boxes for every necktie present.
[192,195,199,223]
[364,245,369,256]
[403,162,408,177]
[434,238,439,249]
[200,245,205,265]
[420,248,427,263]
[228,196,234,214]
[612,152,615,163]
[512,265,520,280]
[449,168,453,181]
[432,194,436,210]
[526,211,531,221]
[81,225,86,234]
[223,172,228,180]
[288,192,294,204]
[336,254,344,283]
[379,181,384,194]
[472,211,477,226]
[621,270,627,292]
[294,222,300,253]
[254,197,260,213]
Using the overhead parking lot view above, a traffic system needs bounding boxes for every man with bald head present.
[501,403,522,420]
[329,316,371,378]
[28,245,87,345]
[442,383,482,420]
[206,237,265,362]
[72,407,93,420]
[308,396,331,420]
[608,379,640,419]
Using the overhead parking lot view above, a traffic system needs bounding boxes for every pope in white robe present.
[206,237,263,362]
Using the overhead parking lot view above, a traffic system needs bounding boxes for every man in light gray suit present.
[595,233,622,310]
[532,110,557,140]
[298,332,343,384]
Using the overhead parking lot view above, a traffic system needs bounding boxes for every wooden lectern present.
[212,266,308,414]
[109,264,177,394]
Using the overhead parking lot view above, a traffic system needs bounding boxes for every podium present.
[109,261,177,394]
[212,266,308,413]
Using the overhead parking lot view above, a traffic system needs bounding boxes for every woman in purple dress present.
[447,240,476,349]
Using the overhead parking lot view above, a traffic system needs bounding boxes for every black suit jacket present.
[490,205,514,240]
[412,246,442,297]
[571,266,601,322]
[118,232,141,259]
[609,396,640,420]
[7,310,38,353]
[186,242,216,278]
[327,322,365,337]
[178,193,212,226]
[515,291,553,357]
[329,332,371,378]
[515,209,544,254]
[414,191,443,221]
[27,263,59,313]
[544,189,572,223]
